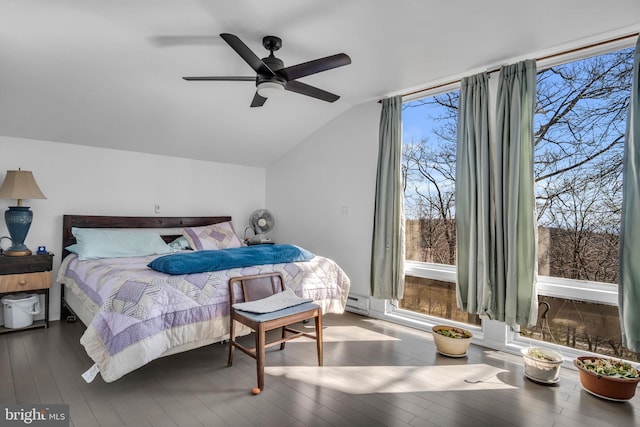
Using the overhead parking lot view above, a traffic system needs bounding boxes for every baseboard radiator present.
[345,293,370,316]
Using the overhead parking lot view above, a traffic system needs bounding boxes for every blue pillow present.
[68,228,171,260]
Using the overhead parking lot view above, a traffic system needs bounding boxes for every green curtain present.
[494,59,538,327]
[455,72,494,316]
[371,96,405,299]
[619,37,640,353]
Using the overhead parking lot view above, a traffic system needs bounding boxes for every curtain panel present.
[371,96,405,299]
[455,72,494,316]
[619,37,640,352]
[494,59,538,328]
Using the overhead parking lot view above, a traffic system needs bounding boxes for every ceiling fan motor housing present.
[262,36,282,52]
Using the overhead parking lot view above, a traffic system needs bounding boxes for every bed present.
[57,215,350,383]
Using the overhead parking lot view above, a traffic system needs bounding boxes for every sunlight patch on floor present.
[266,363,515,394]
[321,325,401,342]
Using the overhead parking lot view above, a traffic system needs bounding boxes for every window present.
[535,47,633,284]
[403,89,459,266]
[399,275,481,326]
[397,42,639,362]
[401,88,470,324]
[522,46,638,361]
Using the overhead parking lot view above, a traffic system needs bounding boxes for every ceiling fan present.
[183,33,351,107]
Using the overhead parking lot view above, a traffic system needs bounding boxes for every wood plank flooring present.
[1,312,638,427]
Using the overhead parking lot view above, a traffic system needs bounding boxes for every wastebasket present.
[1,294,41,328]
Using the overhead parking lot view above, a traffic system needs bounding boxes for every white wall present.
[266,101,380,296]
[0,136,265,321]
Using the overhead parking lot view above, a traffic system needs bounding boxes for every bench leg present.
[257,324,266,391]
[316,313,323,366]
[227,318,235,367]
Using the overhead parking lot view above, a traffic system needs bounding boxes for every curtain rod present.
[381,32,639,102]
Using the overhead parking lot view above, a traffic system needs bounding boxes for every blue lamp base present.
[4,206,33,256]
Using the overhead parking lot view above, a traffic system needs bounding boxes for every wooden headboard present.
[62,215,232,259]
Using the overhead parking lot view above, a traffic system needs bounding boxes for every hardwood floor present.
[1,312,638,427]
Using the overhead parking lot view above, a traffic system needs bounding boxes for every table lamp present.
[0,169,47,256]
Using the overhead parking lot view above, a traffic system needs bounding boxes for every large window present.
[403,89,459,266]
[534,47,633,284]
[401,88,467,324]
[523,46,637,361]
[399,43,639,361]
[399,89,464,325]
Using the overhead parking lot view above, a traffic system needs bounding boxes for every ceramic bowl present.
[521,347,563,384]
[432,325,473,357]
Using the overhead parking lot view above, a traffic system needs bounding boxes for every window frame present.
[406,260,618,306]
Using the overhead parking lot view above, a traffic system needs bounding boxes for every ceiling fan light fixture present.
[257,81,285,98]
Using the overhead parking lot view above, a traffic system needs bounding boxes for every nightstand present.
[0,253,54,333]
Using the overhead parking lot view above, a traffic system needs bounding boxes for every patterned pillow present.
[182,222,244,251]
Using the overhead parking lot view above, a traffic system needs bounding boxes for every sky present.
[402,101,431,143]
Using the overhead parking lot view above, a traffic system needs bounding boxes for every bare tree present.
[544,172,621,282]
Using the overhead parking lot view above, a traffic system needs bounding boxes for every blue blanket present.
[148,244,315,275]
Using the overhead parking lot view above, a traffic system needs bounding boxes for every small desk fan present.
[248,209,275,244]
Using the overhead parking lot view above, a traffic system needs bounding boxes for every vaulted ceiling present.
[2,1,639,167]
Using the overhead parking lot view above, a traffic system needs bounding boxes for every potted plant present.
[574,356,640,401]
[432,325,473,357]
[521,347,563,384]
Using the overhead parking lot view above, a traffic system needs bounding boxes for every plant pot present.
[574,356,640,401]
[521,347,563,384]
[432,325,473,357]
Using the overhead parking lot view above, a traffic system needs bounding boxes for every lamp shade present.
[0,169,46,256]
[257,81,285,98]
[0,169,46,205]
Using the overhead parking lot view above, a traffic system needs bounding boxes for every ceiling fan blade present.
[182,76,255,81]
[220,33,275,76]
[250,92,267,108]
[285,80,340,103]
[279,53,351,81]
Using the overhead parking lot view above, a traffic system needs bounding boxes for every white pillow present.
[68,228,171,260]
